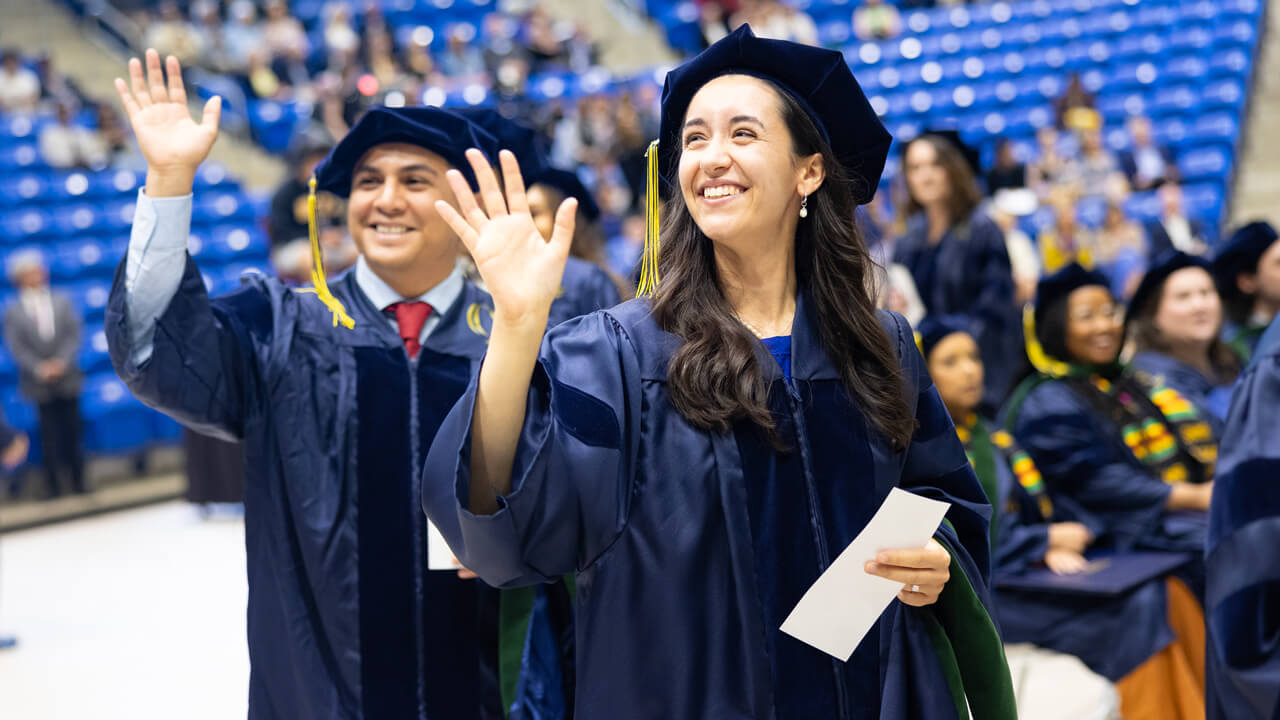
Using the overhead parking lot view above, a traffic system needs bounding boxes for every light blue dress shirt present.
[124,189,464,365]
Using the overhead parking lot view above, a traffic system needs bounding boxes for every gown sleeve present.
[1205,324,1280,718]
[1011,380,1171,549]
[421,310,642,588]
[106,253,273,442]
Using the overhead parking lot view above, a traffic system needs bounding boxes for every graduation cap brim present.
[534,168,601,222]
[1127,251,1213,320]
[452,107,551,183]
[1213,220,1280,295]
[1033,262,1112,325]
[901,129,982,180]
[916,314,972,359]
[655,24,890,206]
[312,106,499,197]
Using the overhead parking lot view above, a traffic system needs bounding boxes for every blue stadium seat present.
[0,172,49,204]
[1150,84,1199,118]
[1096,91,1147,125]
[1214,19,1257,49]
[1152,117,1191,148]
[1168,26,1213,55]
[80,373,154,454]
[1208,48,1252,79]
[1191,113,1241,147]
[207,225,270,262]
[0,209,53,243]
[1165,54,1209,82]
[194,191,254,224]
[1177,145,1233,186]
[77,324,111,374]
[51,203,104,236]
[50,238,120,282]
[88,168,143,199]
[1201,78,1247,113]
[0,142,45,171]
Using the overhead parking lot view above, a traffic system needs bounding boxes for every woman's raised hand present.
[437,149,577,327]
[114,49,221,195]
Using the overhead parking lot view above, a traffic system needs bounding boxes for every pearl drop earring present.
[799,194,809,219]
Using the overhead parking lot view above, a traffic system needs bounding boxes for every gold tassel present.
[305,176,355,329]
[1022,304,1071,377]
[635,140,661,298]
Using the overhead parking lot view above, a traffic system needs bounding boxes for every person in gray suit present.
[2,250,85,498]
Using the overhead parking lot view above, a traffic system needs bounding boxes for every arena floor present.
[0,502,249,719]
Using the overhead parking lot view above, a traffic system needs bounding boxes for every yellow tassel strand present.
[635,140,661,298]
[1022,304,1071,377]
[305,176,355,329]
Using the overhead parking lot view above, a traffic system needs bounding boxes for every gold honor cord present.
[304,176,356,329]
[635,139,661,298]
[1022,304,1071,378]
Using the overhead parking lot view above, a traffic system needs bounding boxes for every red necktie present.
[387,301,433,359]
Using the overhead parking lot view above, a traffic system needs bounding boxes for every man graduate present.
[105,51,563,719]
[1206,315,1280,720]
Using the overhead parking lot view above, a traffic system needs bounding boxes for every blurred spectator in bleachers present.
[2,251,85,499]
[0,49,41,113]
[440,26,489,79]
[1028,126,1069,198]
[894,132,1019,409]
[991,190,1041,306]
[0,406,30,497]
[33,54,86,111]
[222,0,263,76]
[263,0,310,70]
[95,101,144,170]
[321,2,361,69]
[143,0,205,68]
[1038,186,1097,274]
[853,0,903,42]
[189,0,228,71]
[1096,200,1147,300]
[608,212,645,284]
[986,138,1027,194]
[1062,126,1128,201]
[732,0,818,45]
[698,1,733,47]
[1055,73,1096,131]
[268,134,339,249]
[1146,182,1208,257]
[38,102,109,170]
[1119,116,1179,193]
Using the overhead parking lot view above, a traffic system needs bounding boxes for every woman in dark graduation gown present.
[1128,252,1241,433]
[1205,316,1280,720]
[919,315,1208,720]
[893,131,1020,410]
[106,52,508,720]
[1005,265,1215,716]
[422,26,1015,719]
[1212,221,1280,363]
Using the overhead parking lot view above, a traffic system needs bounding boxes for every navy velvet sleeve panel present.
[106,254,274,442]
[421,310,642,588]
[967,213,1016,333]
[884,309,996,585]
[1206,321,1280,719]
[1011,380,1171,548]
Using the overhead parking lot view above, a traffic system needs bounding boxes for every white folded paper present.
[779,487,950,660]
[426,519,463,571]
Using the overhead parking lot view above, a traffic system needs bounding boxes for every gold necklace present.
[736,314,767,339]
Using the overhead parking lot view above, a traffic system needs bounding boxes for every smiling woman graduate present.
[420,26,1015,719]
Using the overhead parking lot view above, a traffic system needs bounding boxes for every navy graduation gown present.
[422,297,1014,719]
[547,257,623,328]
[105,256,503,720]
[1007,379,1208,595]
[1132,350,1232,435]
[982,427,1173,682]
[893,210,1021,409]
[1206,318,1280,720]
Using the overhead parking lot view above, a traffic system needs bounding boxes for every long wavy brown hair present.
[1127,273,1241,383]
[651,78,916,451]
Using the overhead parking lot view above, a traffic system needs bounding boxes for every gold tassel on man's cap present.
[305,175,355,329]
